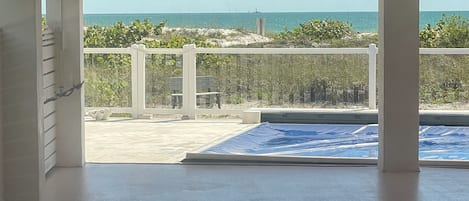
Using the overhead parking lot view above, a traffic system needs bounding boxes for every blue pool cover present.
[203,123,469,160]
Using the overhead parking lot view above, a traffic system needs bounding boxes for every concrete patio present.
[85,118,257,163]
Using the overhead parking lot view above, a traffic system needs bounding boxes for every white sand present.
[163,27,272,47]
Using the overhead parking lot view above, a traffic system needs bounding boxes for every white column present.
[47,0,85,167]
[130,44,139,117]
[182,44,197,119]
[368,44,377,109]
[137,44,146,117]
[0,0,45,200]
[130,44,146,118]
[378,0,420,172]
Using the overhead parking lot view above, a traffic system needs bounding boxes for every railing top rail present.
[420,48,469,55]
[144,48,184,54]
[84,46,469,55]
[84,48,133,54]
[195,48,369,55]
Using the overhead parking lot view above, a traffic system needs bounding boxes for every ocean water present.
[84,11,469,33]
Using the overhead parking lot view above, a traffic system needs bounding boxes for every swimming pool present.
[202,123,469,160]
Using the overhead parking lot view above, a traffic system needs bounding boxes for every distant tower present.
[256,18,265,36]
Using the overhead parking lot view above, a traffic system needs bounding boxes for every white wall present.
[47,0,85,167]
[0,0,45,200]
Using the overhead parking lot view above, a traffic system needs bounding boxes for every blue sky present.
[42,0,469,13]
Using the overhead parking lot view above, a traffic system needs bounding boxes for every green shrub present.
[420,15,469,48]
[84,19,165,48]
[276,19,354,47]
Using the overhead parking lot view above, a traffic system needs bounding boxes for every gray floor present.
[45,164,469,201]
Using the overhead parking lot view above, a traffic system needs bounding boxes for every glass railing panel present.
[196,54,369,110]
[420,54,469,110]
[145,54,183,109]
[84,53,132,107]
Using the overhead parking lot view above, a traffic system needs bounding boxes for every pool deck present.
[85,118,257,163]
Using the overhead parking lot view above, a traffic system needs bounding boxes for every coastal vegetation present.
[275,19,354,47]
[420,15,469,48]
[82,16,468,109]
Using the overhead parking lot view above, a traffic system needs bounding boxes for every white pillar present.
[47,0,85,167]
[182,44,197,119]
[0,0,45,200]
[130,44,139,118]
[368,44,377,109]
[256,18,266,36]
[378,0,420,172]
[137,44,146,117]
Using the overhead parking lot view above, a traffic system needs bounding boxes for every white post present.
[378,0,420,172]
[182,44,197,120]
[368,44,378,109]
[256,18,266,36]
[137,44,146,117]
[49,0,85,168]
[130,44,139,118]
[0,0,45,200]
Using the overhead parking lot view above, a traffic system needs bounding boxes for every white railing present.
[84,45,469,119]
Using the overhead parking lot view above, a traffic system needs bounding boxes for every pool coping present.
[258,109,469,126]
[183,153,377,165]
[182,153,469,168]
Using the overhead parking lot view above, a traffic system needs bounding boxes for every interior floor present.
[45,164,469,201]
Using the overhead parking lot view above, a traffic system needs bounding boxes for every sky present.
[42,0,469,14]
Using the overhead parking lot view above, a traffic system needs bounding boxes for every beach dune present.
[163,27,272,47]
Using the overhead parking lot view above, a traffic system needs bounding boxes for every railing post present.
[368,44,378,109]
[182,44,197,119]
[137,44,146,117]
[130,44,139,118]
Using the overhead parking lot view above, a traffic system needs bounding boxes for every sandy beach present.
[162,27,273,47]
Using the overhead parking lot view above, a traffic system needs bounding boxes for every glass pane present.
[420,55,469,110]
[84,53,132,107]
[197,54,369,110]
[145,54,183,109]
